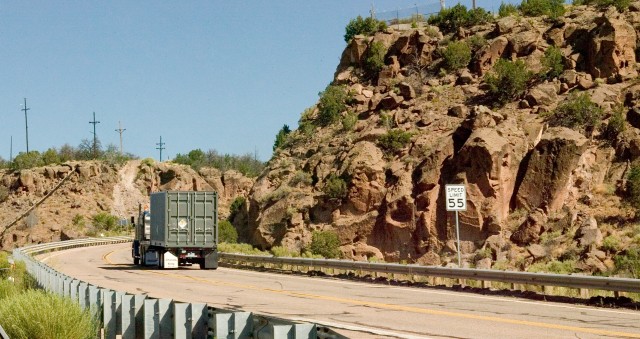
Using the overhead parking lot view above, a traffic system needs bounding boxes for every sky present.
[0,0,515,162]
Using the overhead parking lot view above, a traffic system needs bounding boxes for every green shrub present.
[270,246,300,258]
[428,4,492,34]
[499,2,520,16]
[141,157,155,167]
[11,151,43,171]
[342,112,358,131]
[317,85,349,126]
[309,231,341,258]
[614,247,640,278]
[626,165,640,210]
[0,289,99,339]
[467,34,487,52]
[323,174,348,200]
[467,8,493,26]
[218,220,238,244]
[485,59,533,105]
[365,41,387,77]
[520,0,566,19]
[218,243,269,256]
[442,41,472,72]
[72,214,86,229]
[91,212,120,233]
[601,105,626,142]
[574,0,631,11]
[173,149,206,170]
[41,148,60,165]
[602,235,621,253]
[289,171,312,186]
[0,185,9,203]
[378,129,413,152]
[273,124,291,152]
[229,197,246,221]
[541,45,564,79]
[344,16,387,42]
[545,92,603,137]
[528,259,577,274]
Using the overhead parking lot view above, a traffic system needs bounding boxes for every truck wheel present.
[199,259,206,269]
[158,252,164,269]
[134,257,140,265]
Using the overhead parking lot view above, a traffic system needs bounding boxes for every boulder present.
[397,82,415,100]
[527,244,547,259]
[335,35,371,76]
[508,30,541,56]
[515,127,589,212]
[574,214,602,247]
[511,209,548,246]
[379,92,404,110]
[526,82,559,106]
[587,16,637,79]
[473,36,508,75]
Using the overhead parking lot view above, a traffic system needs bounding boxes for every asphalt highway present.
[40,243,640,338]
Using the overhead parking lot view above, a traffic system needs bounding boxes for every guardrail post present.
[89,285,102,318]
[294,323,317,338]
[121,294,135,339]
[134,294,146,337]
[103,290,116,339]
[143,299,173,339]
[70,279,79,301]
[210,310,253,339]
[143,299,159,339]
[115,291,125,335]
[78,282,89,310]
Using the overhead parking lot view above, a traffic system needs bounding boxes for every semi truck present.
[132,191,218,269]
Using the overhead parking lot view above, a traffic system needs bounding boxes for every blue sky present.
[0,0,516,162]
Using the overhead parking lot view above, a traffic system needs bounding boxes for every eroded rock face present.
[587,16,637,79]
[515,127,589,213]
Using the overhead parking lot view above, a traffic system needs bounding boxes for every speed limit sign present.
[445,184,467,211]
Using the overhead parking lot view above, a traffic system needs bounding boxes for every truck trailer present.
[132,191,218,269]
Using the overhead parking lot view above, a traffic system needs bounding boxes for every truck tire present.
[134,257,140,265]
[199,259,206,269]
[158,252,164,269]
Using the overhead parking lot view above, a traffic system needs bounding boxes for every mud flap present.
[204,251,218,269]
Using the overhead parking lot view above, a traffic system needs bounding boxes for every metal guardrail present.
[219,253,640,295]
[12,237,336,339]
[0,324,9,339]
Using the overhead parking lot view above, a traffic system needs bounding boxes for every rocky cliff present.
[245,4,640,273]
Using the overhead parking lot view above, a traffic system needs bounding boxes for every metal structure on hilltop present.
[115,121,126,154]
[89,112,101,158]
[21,98,30,153]
[156,136,165,162]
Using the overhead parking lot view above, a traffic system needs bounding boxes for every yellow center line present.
[103,248,640,338]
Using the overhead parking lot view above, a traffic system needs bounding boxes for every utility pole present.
[472,0,476,10]
[370,3,375,19]
[21,98,30,153]
[10,136,13,162]
[440,0,446,10]
[156,136,165,162]
[115,121,126,154]
[89,112,101,158]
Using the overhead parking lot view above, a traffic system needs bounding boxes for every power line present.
[89,112,101,158]
[156,136,165,162]
[115,121,126,154]
[21,98,30,153]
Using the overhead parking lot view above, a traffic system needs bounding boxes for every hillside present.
[0,160,252,249]
[243,3,640,275]
[2,2,640,277]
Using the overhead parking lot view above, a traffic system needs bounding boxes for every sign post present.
[445,184,467,267]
